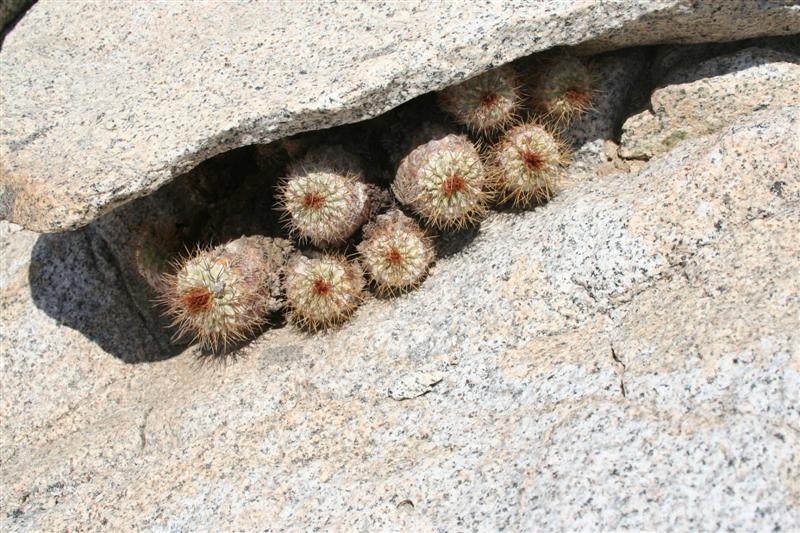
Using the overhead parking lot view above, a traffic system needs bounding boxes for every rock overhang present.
[1,0,799,233]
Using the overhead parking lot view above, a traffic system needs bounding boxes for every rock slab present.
[1,108,798,531]
[621,46,800,159]
[1,0,799,232]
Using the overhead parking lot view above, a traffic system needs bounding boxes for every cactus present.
[357,209,434,294]
[530,56,594,124]
[392,131,489,229]
[489,122,565,206]
[287,144,365,179]
[438,65,521,134]
[277,146,370,247]
[160,236,290,349]
[283,254,365,329]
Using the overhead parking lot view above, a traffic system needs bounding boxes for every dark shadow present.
[0,0,36,51]
[29,227,183,363]
[434,224,481,259]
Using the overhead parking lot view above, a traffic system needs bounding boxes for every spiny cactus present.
[283,253,365,329]
[134,222,184,291]
[393,131,489,229]
[489,122,566,206]
[161,235,291,349]
[529,56,594,124]
[438,65,522,134]
[357,209,434,294]
[277,145,370,247]
[287,144,365,179]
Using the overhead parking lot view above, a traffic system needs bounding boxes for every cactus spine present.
[357,209,434,294]
[277,146,370,247]
[392,132,489,229]
[490,122,565,205]
[283,254,365,329]
[161,236,289,349]
[438,65,522,134]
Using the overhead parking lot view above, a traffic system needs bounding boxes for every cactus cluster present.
[148,53,593,351]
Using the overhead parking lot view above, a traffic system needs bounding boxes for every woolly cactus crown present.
[161,236,288,349]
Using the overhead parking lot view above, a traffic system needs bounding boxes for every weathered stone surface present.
[1,1,798,232]
[563,48,648,173]
[620,47,800,159]
[1,108,798,530]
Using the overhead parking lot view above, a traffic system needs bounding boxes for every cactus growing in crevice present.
[357,209,434,294]
[277,146,370,247]
[160,235,291,349]
[529,56,594,124]
[438,65,522,134]
[283,253,365,330]
[287,144,365,179]
[489,121,566,206]
[392,131,490,229]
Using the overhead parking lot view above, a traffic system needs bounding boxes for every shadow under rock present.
[434,224,481,259]
[29,227,182,364]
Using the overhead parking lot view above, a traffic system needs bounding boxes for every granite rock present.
[1,107,798,530]
[620,47,800,159]
[1,1,799,232]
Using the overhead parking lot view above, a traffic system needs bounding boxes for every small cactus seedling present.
[161,235,290,349]
[438,65,522,134]
[393,132,489,229]
[357,209,434,294]
[277,146,370,247]
[134,222,184,291]
[490,122,566,206]
[283,254,365,329]
[530,56,594,124]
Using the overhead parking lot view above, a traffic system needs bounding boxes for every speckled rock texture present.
[1,0,799,232]
[2,107,798,531]
[620,46,800,159]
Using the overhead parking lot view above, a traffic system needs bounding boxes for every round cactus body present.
[531,56,593,124]
[490,122,565,205]
[161,236,289,349]
[288,144,364,179]
[392,133,489,229]
[439,65,521,134]
[278,146,370,247]
[357,209,434,294]
[284,254,365,329]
